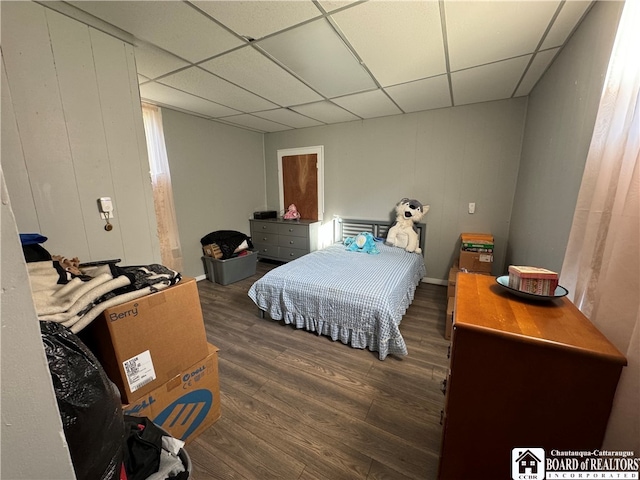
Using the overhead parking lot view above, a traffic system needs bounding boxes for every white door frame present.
[277,145,324,221]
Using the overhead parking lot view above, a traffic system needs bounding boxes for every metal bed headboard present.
[339,218,427,254]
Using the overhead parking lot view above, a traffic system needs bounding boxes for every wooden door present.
[282,154,318,221]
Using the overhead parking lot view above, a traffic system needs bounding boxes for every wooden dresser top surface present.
[454,273,626,365]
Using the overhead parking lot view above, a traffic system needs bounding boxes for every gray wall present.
[264,99,527,283]
[486,0,635,452]
[1,173,77,480]
[507,0,623,272]
[1,2,160,476]
[161,109,266,278]
[1,1,160,265]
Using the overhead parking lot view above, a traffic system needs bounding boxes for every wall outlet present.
[468,203,476,214]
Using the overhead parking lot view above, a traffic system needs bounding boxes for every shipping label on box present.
[123,344,221,444]
[123,350,157,393]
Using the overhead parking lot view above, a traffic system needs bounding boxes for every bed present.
[247,219,427,360]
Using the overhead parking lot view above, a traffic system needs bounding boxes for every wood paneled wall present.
[1,1,160,265]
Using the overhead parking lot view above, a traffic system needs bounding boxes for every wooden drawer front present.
[251,221,279,234]
[252,232,278,246]
[278,223,309,238]
[278,235,309,250]
[279,247,307,261]
[254,243,279,258]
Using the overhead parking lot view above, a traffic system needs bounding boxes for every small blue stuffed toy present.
[344,232,380,254]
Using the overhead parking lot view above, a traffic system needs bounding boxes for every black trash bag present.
[40,321,125,480]
[199,230,253,259]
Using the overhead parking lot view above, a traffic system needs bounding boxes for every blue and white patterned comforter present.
[247,242,426,360]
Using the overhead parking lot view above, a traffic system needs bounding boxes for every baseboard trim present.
[423,277,447,286]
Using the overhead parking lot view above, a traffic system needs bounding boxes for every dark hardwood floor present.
[188,260,451,480]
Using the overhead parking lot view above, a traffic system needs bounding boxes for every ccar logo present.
[512,448,545,480]
[154,389,213,440]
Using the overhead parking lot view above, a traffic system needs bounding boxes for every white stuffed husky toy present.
[385,198,429,254]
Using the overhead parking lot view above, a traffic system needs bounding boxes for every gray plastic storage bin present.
[202,251,257,285]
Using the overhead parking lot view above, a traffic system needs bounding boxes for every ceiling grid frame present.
[39,0,594,133]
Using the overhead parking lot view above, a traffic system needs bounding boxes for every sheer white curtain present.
[142,103,183,273]
[561,0,639,451]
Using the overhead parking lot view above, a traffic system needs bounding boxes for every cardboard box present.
[458,232,494,273]
[123,343,221,445]
[459,250,494,273]
[81,277,209,403]
[446,297,454,340]
[460,233,494,252]
[447,262,460,298]
[202,243,223,259]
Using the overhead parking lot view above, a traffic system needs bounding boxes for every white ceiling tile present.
[318,1,360,14]
[291,101,360,124]
[451,56,531,106]
[254,109,324,128]
[158,67,278,112]
[386,75,452,113]
[332,1,446,87]
[69,1,243,63]
[191,1,322,40]
[220,114,293,133]
[542,1,592,49]
[446,1,559,71]
[57,0,592,132]
[139,82,241,118]
[200,46,323,107]
[332,90,402,119]
[515,48,560,96]
[258,18,377,98]
[134,43,190,80]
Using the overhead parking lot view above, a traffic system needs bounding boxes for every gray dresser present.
[250,218,320,262]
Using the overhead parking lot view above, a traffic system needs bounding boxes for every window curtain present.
[560,0,639,451]
[141,103,184,273]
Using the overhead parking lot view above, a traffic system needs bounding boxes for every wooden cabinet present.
[250,218,319,262]
[438,273,627,480]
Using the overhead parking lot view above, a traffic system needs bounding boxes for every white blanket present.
[28,261,176,333]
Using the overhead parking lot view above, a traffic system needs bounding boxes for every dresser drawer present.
[253,243,279,258]
[278,235,310,250]
[278,223,309,238]
[252,232,278,246]
[251,221,279,235]
[250,218,319,263]
[279,247,307,261]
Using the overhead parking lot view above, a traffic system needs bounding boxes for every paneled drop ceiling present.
[62,0,593,133]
